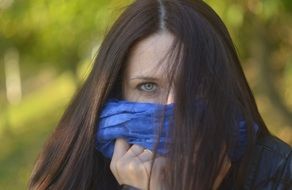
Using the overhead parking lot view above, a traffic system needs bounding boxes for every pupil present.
[145,84,152,90]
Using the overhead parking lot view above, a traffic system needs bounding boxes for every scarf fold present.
[96,99,258,161]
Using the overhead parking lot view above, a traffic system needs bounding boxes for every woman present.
[29,0,292,189]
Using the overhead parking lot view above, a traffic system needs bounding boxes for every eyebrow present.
[129,76,159,81]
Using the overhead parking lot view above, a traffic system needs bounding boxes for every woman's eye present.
[137,82,157,92]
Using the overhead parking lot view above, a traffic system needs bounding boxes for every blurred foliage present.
[0,0,291,189]
[0,0,132,81]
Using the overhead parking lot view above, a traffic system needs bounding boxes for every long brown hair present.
[29,0,270,189]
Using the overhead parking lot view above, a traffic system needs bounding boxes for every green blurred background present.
[0,0,291,189]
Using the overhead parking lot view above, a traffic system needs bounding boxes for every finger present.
[143,156,166,173]
[149,157,167,190]
[137,149,154,162]
[112,138,130,162]
[110,138,130,184]
[123,144,145,159]
[153,156,167,170]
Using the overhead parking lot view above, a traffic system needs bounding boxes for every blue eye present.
[138,82,157,92]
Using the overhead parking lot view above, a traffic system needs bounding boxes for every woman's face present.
[122,31,176,104]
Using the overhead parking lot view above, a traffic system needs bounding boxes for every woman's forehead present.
[125,31,176,78]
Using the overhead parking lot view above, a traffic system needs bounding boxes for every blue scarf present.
[96,99,258,161]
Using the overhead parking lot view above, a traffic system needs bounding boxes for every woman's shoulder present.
[244,134,292,189]
[257,134,291,158]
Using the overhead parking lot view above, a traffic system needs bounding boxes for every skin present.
[110,31,231,190]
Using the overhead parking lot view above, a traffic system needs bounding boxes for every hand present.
[110,138,166,190]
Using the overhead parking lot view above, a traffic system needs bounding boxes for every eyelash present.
[136,82,158,93]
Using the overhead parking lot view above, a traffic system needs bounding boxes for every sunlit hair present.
[29,0,271,189]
